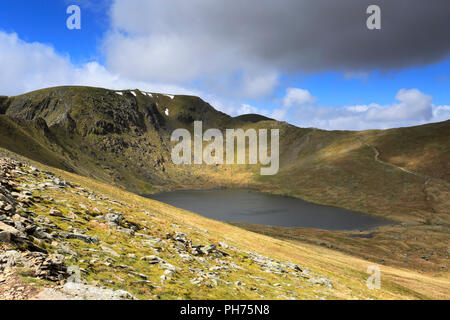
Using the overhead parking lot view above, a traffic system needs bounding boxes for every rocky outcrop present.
[0,158,69,283]
[0,251,67,281]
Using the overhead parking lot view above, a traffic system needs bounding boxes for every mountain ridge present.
[0,86,449,299]
[0,86,448,225]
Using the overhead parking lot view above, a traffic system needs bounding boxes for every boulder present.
[101,245,120,257]
[0,221,21,237]
[0,250,23,268]
[67,265,84,284]
[49,208,63,217]
[201,244,217,255]
[105,213,121,225]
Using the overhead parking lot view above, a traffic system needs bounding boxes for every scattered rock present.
[0,221,21,237]
[101,245,120,257]
[309,278,333,289]
[201,244,217,255]
[105,213,121,225]
[67,265,84,284]
[21,252,68,281]
[140,255,162,264]
[59,231,99,244]
[0,156,339,300]
[49,208,63,217]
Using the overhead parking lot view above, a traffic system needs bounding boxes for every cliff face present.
[0,86,239,193]
[3,86,232,134]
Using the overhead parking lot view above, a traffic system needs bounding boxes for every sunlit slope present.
[247,121,449,224]
[1,148,448,300]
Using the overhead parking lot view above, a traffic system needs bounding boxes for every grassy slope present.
[254,122,449,224]
[232,222,450,275]
[370,121,450,180]
[0,116,71,171]
[2,148,449,300]
[0,86,448,281]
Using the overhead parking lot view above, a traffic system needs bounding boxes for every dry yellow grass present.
[26,157,450,300]
[2,147,449,299]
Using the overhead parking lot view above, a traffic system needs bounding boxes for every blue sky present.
[0,0,109,62]
[0,0,449,130]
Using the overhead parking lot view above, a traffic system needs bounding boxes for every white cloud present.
[284,87,448,130]
[0,30,269,121]
[0,32,72,94]
[103,31,279,99]
[0,31,199,97]
[433,105,450,122]
[237,104,269,116]
[205,99,269,118]
[0,30,447,131]
[365,89,433,122]
[238,104,259,115]
[346,105,370,112]
[103,0,283,99]
[270,88,316,121]
[240,71,279,99]
[71,62,200,95]
[283,88,316,107]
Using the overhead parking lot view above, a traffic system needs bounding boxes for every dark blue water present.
[147,189,390,231]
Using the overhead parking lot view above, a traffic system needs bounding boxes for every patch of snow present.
[165,108,169,116]
[164,94,175,99]
[131,91,137,97]
[115,92,123,96]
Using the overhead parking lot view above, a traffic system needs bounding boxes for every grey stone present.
[140,255,162,264]
[310,278,333,289]
[33,227,53,240]
[201,244,217,255]
[0,231,13,243]
[0,221,21,236]
[105,213,121,225]
[59,231,99,244]
[0,250,23,268]
[67,265,84,284]
[101,245,120,257]
[49,208,63,217]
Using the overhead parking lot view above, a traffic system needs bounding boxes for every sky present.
[0,0,449,130]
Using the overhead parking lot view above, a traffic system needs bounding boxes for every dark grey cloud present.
[109,0,450,75]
